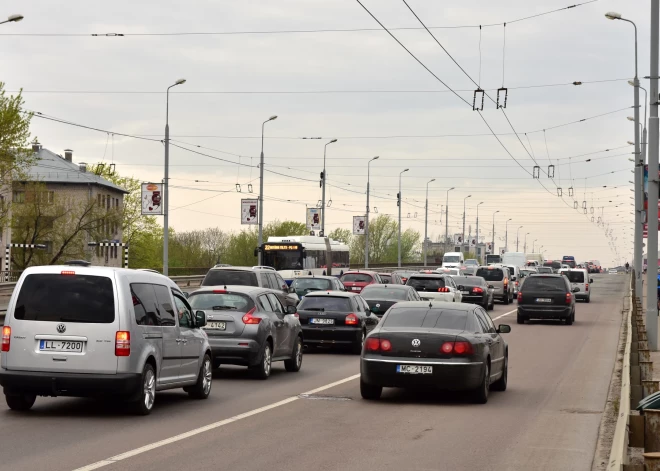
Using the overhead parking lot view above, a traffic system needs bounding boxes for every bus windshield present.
[262,247,304,270]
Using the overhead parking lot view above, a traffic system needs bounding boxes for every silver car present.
[0,265,213,414]
[475,266,514,304]
[187,286,303,379]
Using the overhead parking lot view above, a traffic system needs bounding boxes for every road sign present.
[241,199,258,225]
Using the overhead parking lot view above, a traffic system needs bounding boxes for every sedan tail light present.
[472,287,484,294]
[345,313,359,325]
[365,337,391,352]
[440,339,474,356]
[242,307,261,324]
[1,326,10,352]
[115,331,130,357]
[517,292,523,302]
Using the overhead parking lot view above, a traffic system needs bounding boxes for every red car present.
[339,271,383,293]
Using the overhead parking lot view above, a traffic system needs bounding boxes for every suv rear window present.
[523,277,566,291]
[298,296,352,311]
[15,274,115,323]
[341,273,374,283]
[360,286,408,300]
[563,271,585,283]
[475,268,504,281]
[383,308,466,330]
[202,270,258,287]
[406,277,446,291]
[188,292,255,312]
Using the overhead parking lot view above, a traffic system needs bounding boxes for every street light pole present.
[476,201,484,260]
[445,187,455,252]
[505,218,512,253]
[321,139,337,237]
[492,210,500,255]
[257,115,278,266]
[524,232,530,254]
[516,226,523,252]
[365,156,379,268]
[398,168,409,268]
[462,195,472,250]
[424,178,435,267]
[163,78,186,276]
[532,239,538,253]
[0,14,23,25]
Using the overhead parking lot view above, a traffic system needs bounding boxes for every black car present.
[453,276,494,310]
[378,272,405,285]
[288,276,346,298]
[360,301,510,403]
[297,291,380,353]
[517,274,579,325]
[360,284,421,318]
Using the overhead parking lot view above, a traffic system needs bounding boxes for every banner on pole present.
[241,199,258,225]
[141,183,163,215]
[469,238,476,247]
[453,234,463,245]
[353,216,366,235]
[306,208,321,230]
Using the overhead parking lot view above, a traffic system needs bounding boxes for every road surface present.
[0,274,626,471]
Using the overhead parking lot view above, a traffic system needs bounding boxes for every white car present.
[405,274,462,303]
[608,269,618,275]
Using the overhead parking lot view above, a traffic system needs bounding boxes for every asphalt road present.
[0,274,626,471]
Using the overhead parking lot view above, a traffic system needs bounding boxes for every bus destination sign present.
[263,244,299,251]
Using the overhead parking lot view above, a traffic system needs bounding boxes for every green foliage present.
[349,215,420,265]
[328,228,352,245]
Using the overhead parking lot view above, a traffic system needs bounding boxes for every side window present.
[266,293,284,314]
[131,283,160,326]
[265,273,278,290]
[259,295,275,312]
[275,274,287,291]
[475,309,495,333]
[153,284,176,327]
[482,310,497,333]
[471,312,486,333]
[173,292,193,328]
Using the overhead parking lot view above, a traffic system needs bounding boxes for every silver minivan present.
[0,266,213,414]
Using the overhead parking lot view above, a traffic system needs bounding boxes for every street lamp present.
[462,195,472,249]
[320,139,337,237]
[256,115,278,265]
[444,187,455,250]
[162,78,186,276]
[524,232,530,254]
[398,169,409,267]
[532,239,538,253]
[476,202,484,260]
[516,226,523,252]
[365,156,379,268]
[0,14,23,25]
[492,210,500,255]
[423,178,435,267]
[505,218,512,253]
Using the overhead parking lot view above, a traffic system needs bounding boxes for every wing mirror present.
[497,324,511,334]
[286,305,297,315]
[195,310,207,327]
[288,285,295,293]
[183,291,190,299]
[572,287,580,293]
[590,278,594,284]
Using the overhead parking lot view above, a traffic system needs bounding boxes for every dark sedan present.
[288,276,346,298]
[517,274,579,325]
[360,284,421,317]
[360,301,510,403]
[453,276,494,310]
[297,291,380,353]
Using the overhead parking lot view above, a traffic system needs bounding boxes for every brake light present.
[1,326,10,352]
[365,338,392,352]
[472,287,484,294]
[213,289,227,294]
[437,287,450,293]
[440,340,474,355]
[345,313,359,325]
[115,331,130,356]
[61,270,75,276]
[585,283,589,292]
[242,307,261,324]
[515,281,519,287]
[566,293,572,305]
[503,278,508,286]
[517,292,523,302]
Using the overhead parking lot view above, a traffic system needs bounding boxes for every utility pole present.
[365,156,379,268]
[398,168,409,268]
[646,0,659,350]
[492,211,500,255]
[462,195,471,252]
[257,115,277,265]
[445,187,454,253]
[505,218,512,253]
[516,226,523,252]
[476,202,483,261]
[424,179,435,266]
[320,139,337,237]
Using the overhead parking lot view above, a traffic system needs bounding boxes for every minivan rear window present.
[202,270,258,287]
[563,271,585,283]
[14,274,115,323]
[476,268,504,282]
[341,273,374,283]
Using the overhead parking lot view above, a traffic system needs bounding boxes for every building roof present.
[17,147,128,193]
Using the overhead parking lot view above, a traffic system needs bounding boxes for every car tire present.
[565,314,574,326]
[585,296,590,304]
[250,341,272,380]
[517,313,525,324]
[284,337,303,372]
[503,294,510,305]
[360,378,382,400]
[132,363,156,415]
[5,392,36,411]
[489,298,494,310]
[187,354,213,399]
[212,358,221,369]
[472,363,490,404]
[352,330,366,355]
[491,354,508,392]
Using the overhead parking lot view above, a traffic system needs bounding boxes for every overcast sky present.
[0,0,651,267]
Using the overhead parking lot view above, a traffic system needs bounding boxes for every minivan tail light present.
[585,283,589,292]
[115,331,130,356]
[61,270,75,276]
[242,307,261,324]
[566,293,572,305]
[345,313,359,325]
[517,292,523,302]
[1,326,10,352]
[213,289,227,294]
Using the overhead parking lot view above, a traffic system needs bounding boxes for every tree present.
[349,215,420,264]
[328,228,352,245]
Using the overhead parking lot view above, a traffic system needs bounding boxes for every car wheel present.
[352,330,366,355]
[585,296,590,304]
[517,313,525,324]
[489,298,494,310]
[188,354,213,399]
[360,377,382,400]
[491,354,508,391]
[284,337,303,372]
[212,358,221,369]
[503,294,510,305]
[132,363,156,415]
[565,314,574,326]
[250,341,272,380]
[5,392,36,411]
[472,362,490,404]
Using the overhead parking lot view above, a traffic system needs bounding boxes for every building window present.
[12,191,25,203]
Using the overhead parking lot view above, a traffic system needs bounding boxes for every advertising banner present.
[141,183,163,215]
[241,199,258,225]
[306,208,321,230]
[353,216,366,235]
[453,234,463,245]
[469,237,477,247]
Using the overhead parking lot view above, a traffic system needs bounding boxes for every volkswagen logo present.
[411,339,421,347]
[56,323,66,334]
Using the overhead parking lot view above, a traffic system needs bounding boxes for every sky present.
[0,0,651,267]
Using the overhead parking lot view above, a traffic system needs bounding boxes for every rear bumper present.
[460,295,487,305]
[0,368,141,397]
[518,305,572,320]
[575,292,589,300]
[302,325,362,345]
[208,337,261,366]
[360,357,484,390]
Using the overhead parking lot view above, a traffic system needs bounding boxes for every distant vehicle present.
[559,268,593,303]
[360,284,421,317]
[453,276,494,310]
[378,272,405,285]
[360,301,510,403]
[458,266,478,276]
[392,270,416,284]
[339,271,383,294]
[561,256,577,268]
[405,273,462,303]
[525,253,544,266]
[434,268,460,276]
[542,260,562,273]
[442,252,465,269]
[537,267,554,274]
[188,286,303,378]
[608,268,618,275]
[504,265,522,297]
[589,260,602,274]
[486,254,502,265]
[288,275,347,298]
[464,259,479,267]
[517,274,579,325]
[502,252,526,268]
[475,266,513,304]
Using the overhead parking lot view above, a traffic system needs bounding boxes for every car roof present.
[21,265,181,290]
[407,273,447,278]
[303,291,358,298]
[292,275,338,281]
[389,300,473,311]
[207,266,274,272]
[528,273,563,278]
[362,284,409,290]
[341,270,379,275]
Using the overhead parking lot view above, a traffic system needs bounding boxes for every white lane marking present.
[492,309,516,321]
[71,373,361,471]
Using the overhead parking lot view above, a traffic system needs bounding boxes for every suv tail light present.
[1,326,10,352]
[517,292,523,302]
[437,287,450,293]
[585,283,589,292]
[242,307,261,324]
[472,287,484,294]
[440,340,474,356]
[345,313,359,325]
[365,337,391,352]
[566,293,572,305]
[115,331,130,356]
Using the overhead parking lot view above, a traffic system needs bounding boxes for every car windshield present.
[562,271,585,283]
[520,270,535,276]
[341,273,374,283]
[360,287,408,300]
[379,274,392,283]
[537,267,553,273]
[188,292,254,311]
[407,277,446,291]
[202,270,257,286]
[464,260,478,266]
[383,308,467,330]
[443,256,460,263]
[523,277,566,291]
[452,276,484,287]
[298,296,352,311]
[292,278,333,291]
[475,268,504,281]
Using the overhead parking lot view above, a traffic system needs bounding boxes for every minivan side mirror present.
[511,276,516,281]
[288,285,295,293]
[183,292,190,299]
[590,278,594,284]
[286,305,297,315]
[195,310,207,327]
[497,324,511,334]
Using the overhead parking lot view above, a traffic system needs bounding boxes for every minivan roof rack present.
[65,260,92,267]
